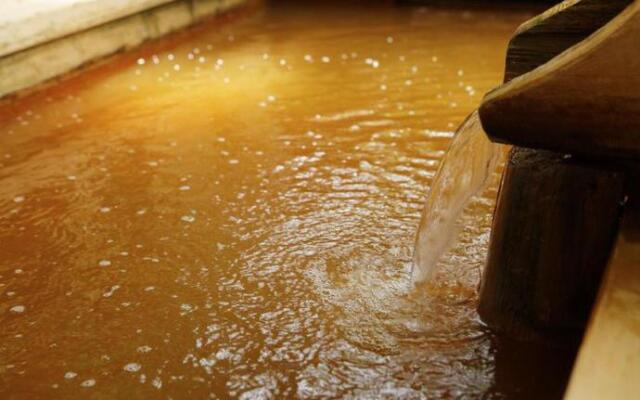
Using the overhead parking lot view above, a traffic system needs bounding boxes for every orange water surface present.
[0,2,556,399]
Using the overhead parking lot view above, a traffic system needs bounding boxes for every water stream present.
[412,111,507,284]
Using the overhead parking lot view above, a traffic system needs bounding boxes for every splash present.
[412,110,507,284]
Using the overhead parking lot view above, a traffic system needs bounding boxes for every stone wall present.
[0,0,247,98]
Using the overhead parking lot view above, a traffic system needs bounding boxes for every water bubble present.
[179,185,191,191]
[98,260,111,267]
[64,371,77,379]
[10,305,25,313]
[137,345,152,353]
[152,377,162,389]
[103,285,120,298]
[136,58,145,66]
[13,196,25,203]
[215,348,232,360]
[124,363,142,372]
[386,36,394,44]
[181,215,195,223]
[80,379,96,387]
[365,58,380,68]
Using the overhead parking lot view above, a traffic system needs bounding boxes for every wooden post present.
[477,0,637,340]
[478,148,626,339]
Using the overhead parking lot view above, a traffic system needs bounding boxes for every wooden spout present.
[477,0,634,341]
[480,0,640,159]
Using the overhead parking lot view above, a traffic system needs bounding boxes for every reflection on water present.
[412,111,507,284]
[0,2,536,399]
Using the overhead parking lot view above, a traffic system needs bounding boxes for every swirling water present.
[0,2,541,399]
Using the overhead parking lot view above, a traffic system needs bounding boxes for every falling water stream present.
[411,111,507,284]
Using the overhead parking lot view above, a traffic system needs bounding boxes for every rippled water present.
[0,2,538,399]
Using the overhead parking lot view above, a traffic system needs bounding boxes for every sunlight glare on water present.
[0,2,534,399]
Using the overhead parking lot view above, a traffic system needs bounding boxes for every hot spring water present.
[412,111,507,284]
[0,3,540,399]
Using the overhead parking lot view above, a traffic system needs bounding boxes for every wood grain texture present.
[564,194,640,399]
[478,148,625,340]
[504,0,632,81]
[480,0,640,158]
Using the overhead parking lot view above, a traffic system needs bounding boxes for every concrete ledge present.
[0,0,176,57]
[0,0,247,98]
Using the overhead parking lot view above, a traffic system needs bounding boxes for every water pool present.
[0,2,558,399]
